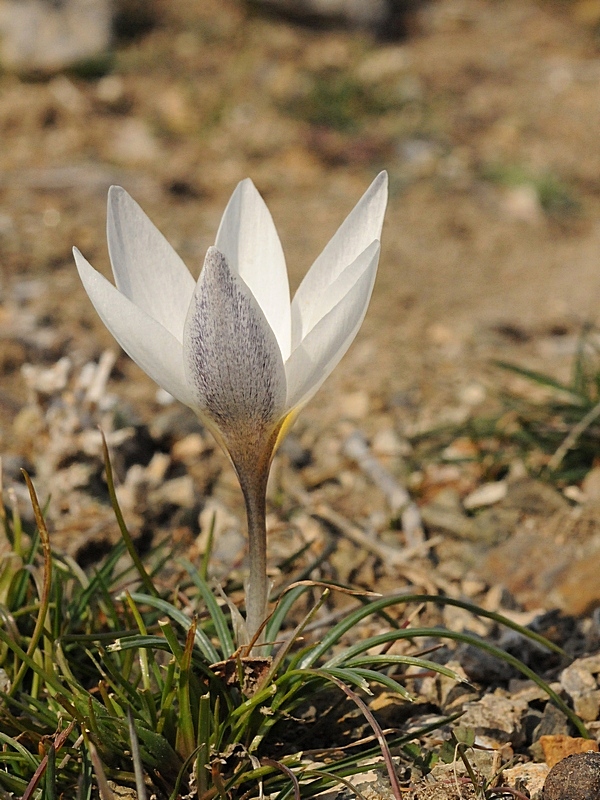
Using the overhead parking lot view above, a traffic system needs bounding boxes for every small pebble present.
[502,762,549,798]
[541,735,599,769]
[463,480,507,510]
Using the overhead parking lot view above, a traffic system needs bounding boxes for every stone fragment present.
[458,382,486,406]
[532,701,572,743]
[502,184,543,223]
[502,762,549,800]
[110,119,160,165]
[249,0,389,30]
[0,0,112,73]
[560,661,600,722]
[463,481,507,510]
[440,436,478,461]
[51,462,95,493]
[581,466,600,502]
[369,691,412,725]
[543,751,600,800]
[442,604,490,637]
[0,668,11,693]
[420,489,479,540]
[436,660,477,711]
[480,498,600,613]
[171,433,206,463]
[339,390,369,420]
[149,475,195,510]
[540,735,599,769]
[96,74,126,106]
[107,782,137,799]
[22,357,71,395]
[458,691,528,749]
[79,427,134,457]
[355,46,410,84]
[371,427,408,457]
[144,453,171,486]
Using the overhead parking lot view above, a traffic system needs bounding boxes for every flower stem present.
[240,468,269,651]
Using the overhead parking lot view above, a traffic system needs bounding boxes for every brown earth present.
[3,0,600,606]
[6,3,600,796]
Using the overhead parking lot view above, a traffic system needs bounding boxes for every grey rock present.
[560,659,600,722]
[0,0,112,73]
[530,702,571,760]
[503,478,569,516]
[459,691,528,749]
[420,490,479,541]
[248,0,389,29]
[426,751,496,792]
[149,475,196,511]
[502,762,548,800]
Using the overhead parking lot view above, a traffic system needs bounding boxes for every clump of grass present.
[482,162,580,216]
[285,73,400,132]
[493,338,600,480]
[0,443,585,797]
[412,327,600,486]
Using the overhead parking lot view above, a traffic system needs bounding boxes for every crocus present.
[74,171,388,643]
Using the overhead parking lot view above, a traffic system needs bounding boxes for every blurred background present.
[3,0,600,498]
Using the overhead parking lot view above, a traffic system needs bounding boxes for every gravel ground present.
[4,1,600,796]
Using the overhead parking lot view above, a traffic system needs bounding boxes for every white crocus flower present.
[74,171,388,644]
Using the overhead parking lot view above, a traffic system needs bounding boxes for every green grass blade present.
[176,621,198,760]
[0,731,39,771]
[196,692,211,797]
[345,654,467,683]
[127,592,220,663]
[0,628,65,695]
[329,626,587,737]
[493,360,588,403]
[10,473,53,697]
[347,667,415,700]
[180,559,235,657]
[127,708,148,800]
[106,634,170,654]
[200,512,216,583]
[101,433,158,598]
[43,743,56,800]
[266,585,308,643]
[300,593,564,668]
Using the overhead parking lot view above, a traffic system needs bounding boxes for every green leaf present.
[179,560,235,657]
[127,593,220,663]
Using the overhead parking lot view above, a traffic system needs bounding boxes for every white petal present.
[74,248,194,408]
[215,179,291,359]
[107,186,195,342]
[291,171,388,348]
[293,240,377,343]
[183,247,287,456]
[285,241,380,410]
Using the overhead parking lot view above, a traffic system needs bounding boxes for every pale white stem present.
[239,468,270,651]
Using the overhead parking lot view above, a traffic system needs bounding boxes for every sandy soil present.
[5,5,600,794]
[3,0,600,567]
[2,0,600,432]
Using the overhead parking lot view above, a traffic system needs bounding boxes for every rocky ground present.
[5,0,600,797]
